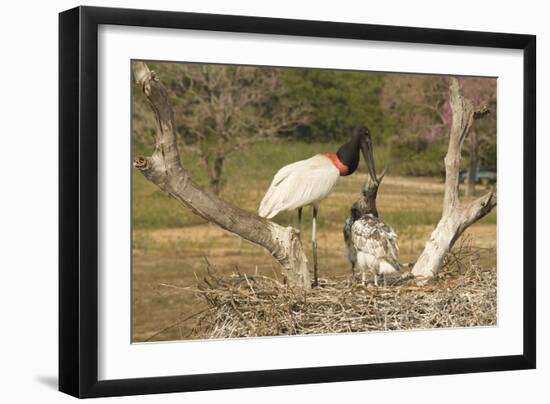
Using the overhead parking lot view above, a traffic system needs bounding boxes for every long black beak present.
[361,136,378,184]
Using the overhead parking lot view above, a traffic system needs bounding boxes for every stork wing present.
[258,154,340,218]
[351,215,400,266]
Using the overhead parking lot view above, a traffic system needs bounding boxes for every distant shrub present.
[480,141,497,172]
[388,140,448,177]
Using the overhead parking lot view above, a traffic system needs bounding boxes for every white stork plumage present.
[259,126,377,286]
[258,154,340,219]
[345,213,401,286]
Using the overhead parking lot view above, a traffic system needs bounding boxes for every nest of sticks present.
[190,239,496,339]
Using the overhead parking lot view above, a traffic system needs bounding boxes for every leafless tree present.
[353,78,495,283]
[132,62,311,289]
[165,64,309,195]
[411,78,496,281]
[380,74,450,151]
[381,74,496,193]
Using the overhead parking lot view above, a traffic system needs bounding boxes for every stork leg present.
[312,206,319,287]
[297,207,302,241]
[373,258,380,287]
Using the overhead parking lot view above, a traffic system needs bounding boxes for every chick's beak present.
[361,137,377,184]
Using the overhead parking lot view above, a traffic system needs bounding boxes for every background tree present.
[133,64,497,185]
[134,63,309,195]
[284,69,387,143]
[460,77,497,196]
[132,62,311,288]
[380,74,450,176]
[380,74,496,180]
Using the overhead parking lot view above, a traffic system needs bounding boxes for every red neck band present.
[324,153,350,176]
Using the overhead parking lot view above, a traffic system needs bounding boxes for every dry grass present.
[189,238,496,339]
[132,175,496,342]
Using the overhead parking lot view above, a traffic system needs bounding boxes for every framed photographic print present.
[59,6,536,398]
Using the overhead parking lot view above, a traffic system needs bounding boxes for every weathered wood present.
[411,79,496,281]
[466,128,479,197]
[132,62,311,289]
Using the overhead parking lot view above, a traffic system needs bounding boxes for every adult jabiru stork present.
[258,126,377,286]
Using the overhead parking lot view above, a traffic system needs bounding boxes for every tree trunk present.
[132,62,311,289]
[209,155,224,195]
[466,128,479,197]
[411,79,496,282]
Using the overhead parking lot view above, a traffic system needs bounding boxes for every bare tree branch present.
[411,78,497,282]
[173,64,310,194]
[132,62,311,289]
[474,106,490,120]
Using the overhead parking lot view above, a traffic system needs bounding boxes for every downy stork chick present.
[347,212,401,286]
[259,126,377,286]
[343,137,401,286]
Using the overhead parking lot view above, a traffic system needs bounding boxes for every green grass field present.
[132,141,386,229]
[131,141,496,342]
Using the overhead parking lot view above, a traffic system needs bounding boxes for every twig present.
[144,309,209,342]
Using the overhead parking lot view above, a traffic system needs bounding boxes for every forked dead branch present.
[349,79,496,283]
[410,79,496,281]
[132,62,311,289]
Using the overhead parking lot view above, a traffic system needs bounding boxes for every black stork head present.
[335,126,377,182]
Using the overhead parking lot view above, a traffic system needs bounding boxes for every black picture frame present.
[59,5,536,398]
